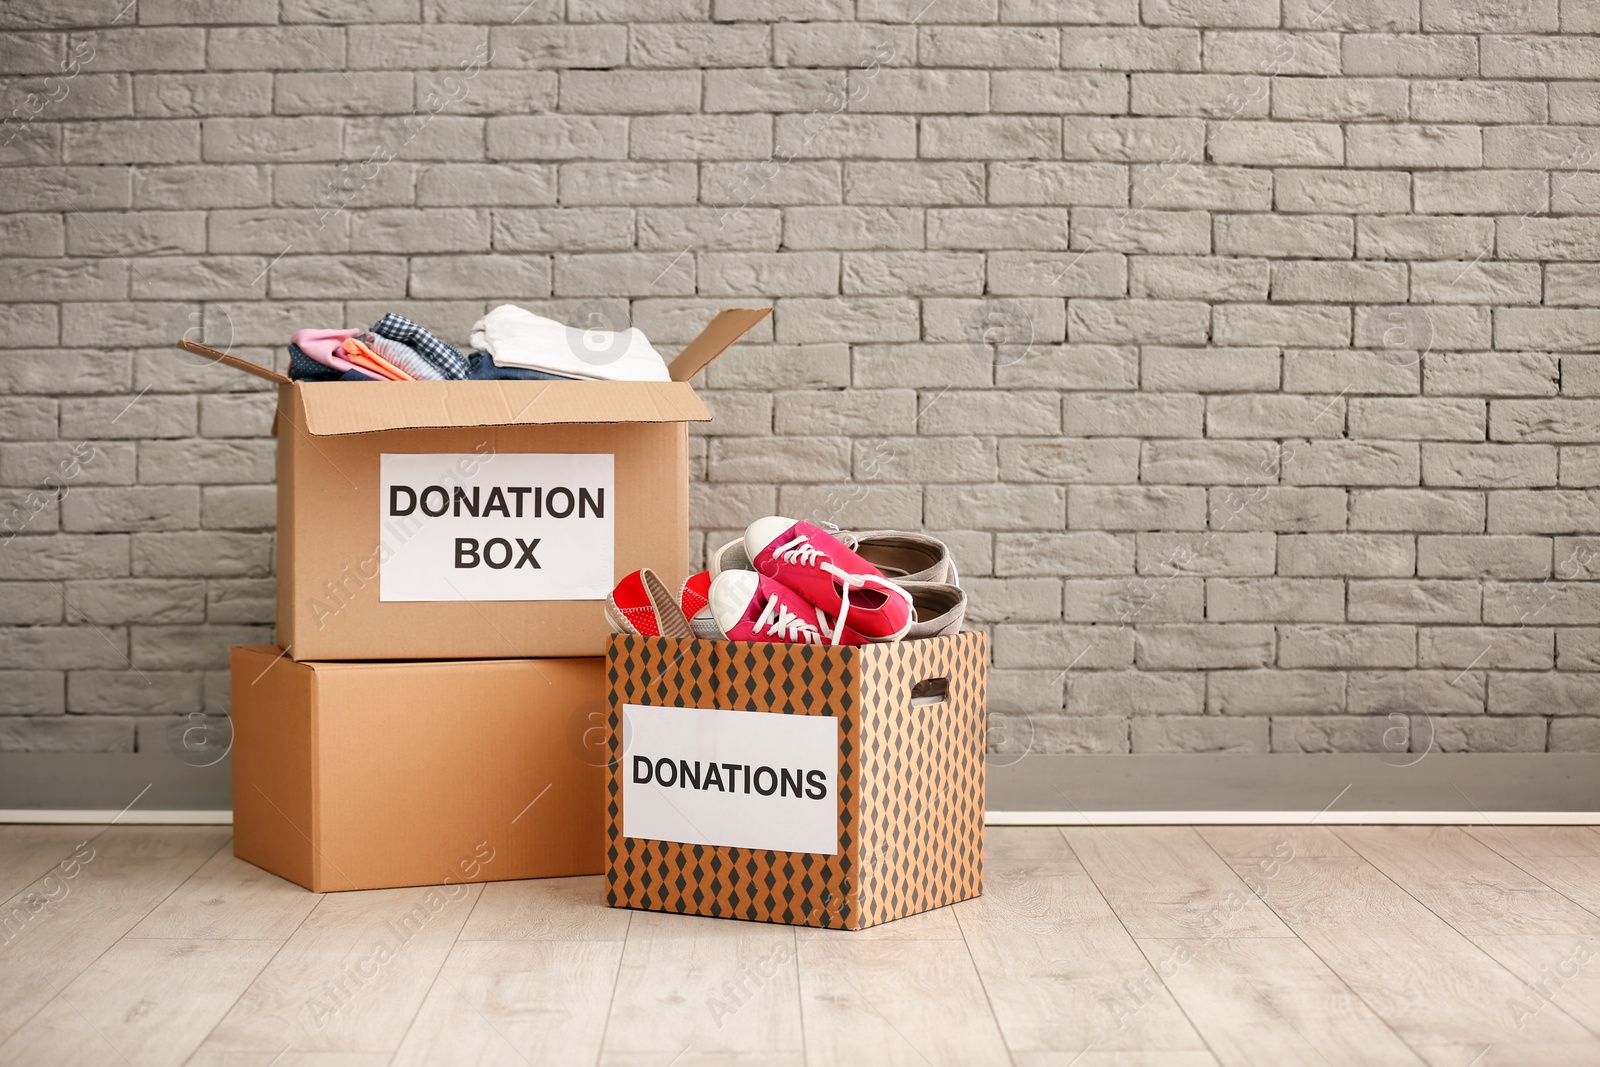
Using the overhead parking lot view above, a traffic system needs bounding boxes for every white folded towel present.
[470,304,671,383]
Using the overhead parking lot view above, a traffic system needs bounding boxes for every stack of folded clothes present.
[606,517,966,646]
[285,306,672,384]
[287,315,473,382]
[471,304,670,382]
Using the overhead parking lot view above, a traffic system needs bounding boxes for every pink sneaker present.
[708,570,868,646]
[743,517,914,642]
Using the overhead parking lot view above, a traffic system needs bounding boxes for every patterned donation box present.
[605,631,986,929]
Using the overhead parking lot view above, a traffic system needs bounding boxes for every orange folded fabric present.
[342,337,415,381]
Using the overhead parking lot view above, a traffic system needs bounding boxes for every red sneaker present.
[679,571,720,639]
[743,517,914,642]
[605,568,691,638]
[708,570,868,646]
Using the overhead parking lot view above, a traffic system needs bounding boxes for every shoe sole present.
[607,568,694,639]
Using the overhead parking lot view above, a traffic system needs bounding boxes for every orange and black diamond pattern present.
[857,633,987,928]
[604,631,986,930]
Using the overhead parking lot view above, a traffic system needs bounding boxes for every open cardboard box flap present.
[665,307,771,382]
[290,378,710,435]
[176,307,771,436]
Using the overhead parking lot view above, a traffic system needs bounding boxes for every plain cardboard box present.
[182,308,769,662]
[604,631,987,929]
[231,645,611,892]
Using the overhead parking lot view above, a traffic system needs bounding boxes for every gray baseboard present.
[0,752,231,820]
[1,752,1596,823]
[989,753,1600,821]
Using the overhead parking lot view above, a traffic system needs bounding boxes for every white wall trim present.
[5,809,1595,827]
[986,811,1600,826]
[0,809,235,825]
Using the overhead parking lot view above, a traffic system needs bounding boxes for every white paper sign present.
[378,452,614,602]
[622,704,839,856]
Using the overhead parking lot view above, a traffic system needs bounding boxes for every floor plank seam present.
[1201,829,1438,1066]
[390,885,486,1063]
[592,908,631,1067]
[0,826,111,904]
[950,902,1017,1067]
[1138,829,1251,1067]
[2,827,231,1056]
[791,925,810,1067]
[1453,827,1600,1046]
[1469,825,1600,926]
[1336,828,1596,1056]
[1056,825,1229,1064]
[8,826,1600,1066]
[180,835,323,1067]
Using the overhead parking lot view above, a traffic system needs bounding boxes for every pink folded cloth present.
[290,328,362,372]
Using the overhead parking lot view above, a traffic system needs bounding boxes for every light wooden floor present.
[2,826,1599,1066]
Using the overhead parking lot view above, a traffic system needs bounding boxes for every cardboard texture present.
[181,308,770,662]
[277,405,687,661]
[604,632,987,930]
[230,645,609,892]
[178,339,292,385]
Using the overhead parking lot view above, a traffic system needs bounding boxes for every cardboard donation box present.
[183,308,769,662]
[605,631,986,930]
[231,645,611,892]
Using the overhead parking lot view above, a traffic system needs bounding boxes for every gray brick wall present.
[2,0,1598,757]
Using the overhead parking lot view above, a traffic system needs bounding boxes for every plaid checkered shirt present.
[371,313,469,379]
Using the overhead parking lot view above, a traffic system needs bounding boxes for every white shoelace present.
[770,533,913,644]
[752,593,823,644]
[774,534,824,568]
[816,519,858,549]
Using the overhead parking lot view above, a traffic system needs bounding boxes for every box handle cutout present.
[910,676,949,706]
